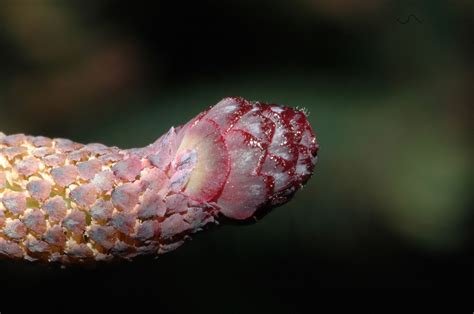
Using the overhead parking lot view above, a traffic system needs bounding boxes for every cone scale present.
[0,97,318,263]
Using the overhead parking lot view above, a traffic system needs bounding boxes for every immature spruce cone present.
[0,97,318,263]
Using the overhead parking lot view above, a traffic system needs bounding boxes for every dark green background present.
[0,0,472,311]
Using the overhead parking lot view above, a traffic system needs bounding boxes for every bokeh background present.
[0,0,472,310]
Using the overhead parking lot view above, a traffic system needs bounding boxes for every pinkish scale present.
[160,214,190,240]
[55,138,83,153]
[77,159,103,180]
[111,211,136,234]
[2,147,27,160]
[91,170,116,192]
[0,239,23,258]
[30,136,53,147]
[137,189,167,219]
[25,237,50,253]
[51,165,79,187]
[43,225,66,247]
[90,199,114,222]
[26,179,52,202]
[111,182,141,211]
[32,147,55,158]
[135,220,160,241]
[22,208,47,235]
[42,196,68,223]
[70,183,98,207]
[2,192,27,215]
[88,225,116,250]
[165,193,189,214]
[4,219,27,239]
[3,134,26,146]
[62,210,87,235]
[140,167,168,191]
[14,157,39,177]
[154,126,179,162]
[42,153,66,167]
[112,156,143,181]
[66,243,93,258]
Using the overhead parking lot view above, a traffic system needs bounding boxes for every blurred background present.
[0,0,472,310]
